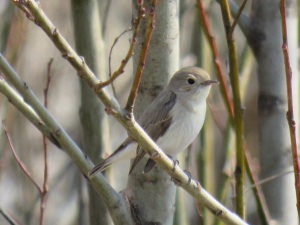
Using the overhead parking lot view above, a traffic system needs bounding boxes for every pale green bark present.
[125,1,179,224]
[71,0,111,224]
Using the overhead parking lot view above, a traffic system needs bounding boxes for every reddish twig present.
[196,0,234,123]
[227,0,249,39]
[3,121,42,193]
[40,58,53,225]
[280,0,300,220]
[125,0,157,113]
[198,0,269,222]
[94,0,145,90]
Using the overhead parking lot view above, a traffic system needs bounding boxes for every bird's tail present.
[88,142,131,178]
[88,159,113,178]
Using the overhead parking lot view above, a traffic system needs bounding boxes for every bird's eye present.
[187,78,195,85]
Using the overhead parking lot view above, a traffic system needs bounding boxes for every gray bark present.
[249,0,299,223]
[124,0,180,224]
[71,0,111,224]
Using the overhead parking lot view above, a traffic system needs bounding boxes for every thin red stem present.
[40,58,53,225]
[125,0,157,114]
[196,0,234,123]
[280,0,300,220]
[3,121,42,193]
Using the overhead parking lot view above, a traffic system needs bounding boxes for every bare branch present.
[215,0,250,38]
[196,0,234,123]
[94,0,145,90]
[228,0,249,39]
[0,206,22,225]
[102,0,112,35]
[40,58,53,225]
[0,56,134,225]
[108,28,133,98]
[280,0,300,220]
[219,0,246,219]
[3,121,43,193]
[125,0,157,113]
[0,76,60,148]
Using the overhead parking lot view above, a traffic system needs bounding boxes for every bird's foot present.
[183,169,192,185]
[167,155,179,174]
[171,177,181,186]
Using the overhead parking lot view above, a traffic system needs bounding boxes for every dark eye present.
[187,78,195,85]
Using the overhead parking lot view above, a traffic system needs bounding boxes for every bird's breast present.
[156,100,206,156]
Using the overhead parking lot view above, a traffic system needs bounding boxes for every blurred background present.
[0,0,296,224]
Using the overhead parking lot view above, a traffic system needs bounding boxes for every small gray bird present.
[88,67,218,178]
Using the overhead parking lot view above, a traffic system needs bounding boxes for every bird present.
[88,67,218,178]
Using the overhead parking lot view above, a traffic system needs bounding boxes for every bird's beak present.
[201,80,219,86]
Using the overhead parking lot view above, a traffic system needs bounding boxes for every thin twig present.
[43,58,53,108]
[280,0,300,220]
[101,0,112,35]
[94,0,145,90]
[125,0,157,113]
[218,0,245,219]
[248,170,293,189]
[0,206,20,225]
[196,0,234,123]
[108,28,133,98]
[227,0,248,39]
[40,58,53,225]
[245,150,272,223]
[0,76,60,148]
[3,121,42,193]
[240,47,271,224]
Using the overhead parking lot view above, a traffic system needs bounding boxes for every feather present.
[128,90,177,173]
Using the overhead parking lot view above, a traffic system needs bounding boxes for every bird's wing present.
[129,90,177,174]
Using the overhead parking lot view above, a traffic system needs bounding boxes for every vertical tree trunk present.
[249,0,298,223]
[123,1,179,224]
[71,0,111,224]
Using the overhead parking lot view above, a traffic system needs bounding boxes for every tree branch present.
[196,0,234,123]
[227,0,249,40]
[219,0,246,219]
[40,58,53,225]
[3,121,42,193]
[71,0,112,223]
[125,0,157,113]
[0,55,134,225]
[215,0,250,39]
[0,206,20,225]
[0,76,59,148]
[198,1,268,221]
[280,0,300,221]
[94,0,144,90]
